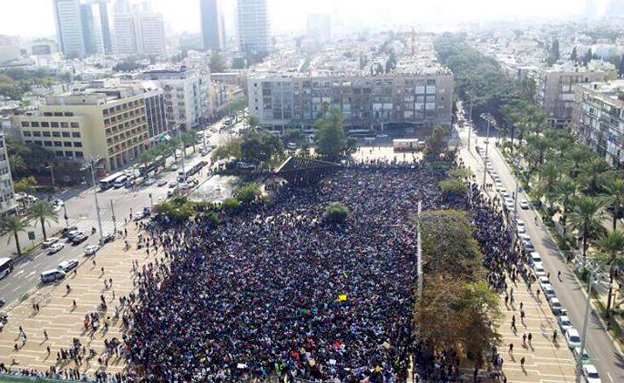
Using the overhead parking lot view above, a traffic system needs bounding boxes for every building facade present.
[574,80,624,167]
[200,0,224,51]
[142,69,212,131]
[53,0,86,58]
[113,3,166,56]
[530,62,615,128]
[248,71,454,131]
[307,14,331,46]
[237,0,271,55]
[13,89,150,172]
[0,132,16,217]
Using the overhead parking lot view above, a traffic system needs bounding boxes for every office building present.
[237,0,271,55]
[574,80,624,167]
[113,3,166,56]
[307,14,331,46]
[0,132,17,217]
[142,68,212,130]
[200,0,223,51]
[53,0,86,58]
[248,70,454,131]
[13,88,150,171]
[529,61,615,128]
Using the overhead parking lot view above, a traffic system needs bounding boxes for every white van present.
[41,269,66,283]
[114,176,128,189]
[531,252,543,265]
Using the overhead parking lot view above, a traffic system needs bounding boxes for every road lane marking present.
[607,372,613,382]
[26,271,36,278]
[15,270,24,276]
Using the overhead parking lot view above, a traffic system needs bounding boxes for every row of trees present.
[138,131,199,168]
[415,210,501,362]
[0,200,60,257]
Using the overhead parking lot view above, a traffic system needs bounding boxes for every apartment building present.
[237,0,271,54]
[142,69,212,130]
[248,70,454,131]
[0,132,17,216]
[530,61,615,128]
[13,89,150,172]
[574,80,624,167]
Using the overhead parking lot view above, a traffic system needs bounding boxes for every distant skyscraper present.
[200,0,224,51]
[307,14,331,46]
[113,1,166,56]
[135,12,166,56]
[91,0,113,54]
[237,0,271,55]
[53,0,86,57]
[607,0,624,15]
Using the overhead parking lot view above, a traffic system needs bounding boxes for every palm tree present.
[27,200,59,241]
[554,177,577,235]
[578,157,613,195]
[596,230,624,318]
[603,177,624,231]
[0,215,29,256]
[8,154,27,175]
[565,147,592,179]
[536,162,559,208]
[568,195,607,262]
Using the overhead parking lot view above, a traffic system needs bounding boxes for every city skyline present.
[0,0,606,38]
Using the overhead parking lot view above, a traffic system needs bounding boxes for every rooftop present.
[579,80,624,103]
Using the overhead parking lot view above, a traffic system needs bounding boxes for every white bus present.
[0,257,13,280]
[99,172,125,191]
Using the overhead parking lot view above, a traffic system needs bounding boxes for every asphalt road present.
[0,118,243,306]
[460,123,624,383]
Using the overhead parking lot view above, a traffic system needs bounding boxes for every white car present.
[57,259,79,272]
[376,134,388,138]
[558,315,573,333]
[538,275,550,288]
[582,365,601,383]
[84,245,99,256]
[48,243,64,254]
[169,181,178,188]
[550,297,565,316]
[517,225,526,234]
[542,283,556,300]
[520,199,530,209]
[534,264,547,278]
[565,328,581,349]
[170,164,179,171]
[42,237,59,248]
[157,179,168,187]
[144,178,156,186]
[500,191,510,199]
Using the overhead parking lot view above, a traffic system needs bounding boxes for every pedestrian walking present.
[508,343,513,353]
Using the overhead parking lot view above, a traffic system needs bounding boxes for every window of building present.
[23,131,32,137]
[53,141,62,147]
[54,112,62,117]
[34,141,42,146]
[64,112,74,117]
[43,112,52,117]
[33,131,41,137]
[55,151,64,157]
[63,142,72,147]
[21,121,30,127]
[31,121,40,127]
[74,142,82,147]
[51,122,59,128]
[70,122,79,128]
[72,132,81,138]
[62,132,70,138]
[61,122,68,128]
[65,151,73,157]
[52,132,61,137]
[41,122,50,127]
[75,151,84,158]
[44,141,52,147]
[42,131,51,137]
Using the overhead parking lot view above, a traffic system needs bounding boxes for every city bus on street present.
[0,257,14,280]
[99,172,125,191]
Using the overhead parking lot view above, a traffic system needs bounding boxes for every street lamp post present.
[177,126,187,182]
[88,158,104,245]
[467,90,474,151]
[62,203,69,227]
[576,269,596,383]
[481,113,494,189]
[47,166,56,190]
[110,200,117,235]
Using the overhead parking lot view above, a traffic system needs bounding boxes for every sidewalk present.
[0,223,157,376]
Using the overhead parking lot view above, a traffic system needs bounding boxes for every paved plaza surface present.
[0,224,156,376]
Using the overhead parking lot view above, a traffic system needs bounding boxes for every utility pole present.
[48,165,56,190]
[481,113,493,189]
[512,171,520,250]
[62,203,69,227]
[576,270,595,383]
[89,158,104,245]
[467,90,474,151]
[417,201,423,302]
[110,200,117,235]
[178,126,187,182]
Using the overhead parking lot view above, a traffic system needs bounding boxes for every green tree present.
[438,178,468,196]
[8,155,26,175]
[212,138,243,161]
[314,108,348,161]
[596,230,624,318]
[27,200,59,241]
[555,178,577,235]
[1,215,28,256]
[547,39,560,65]
[209,51,227,73]
[570,46,578,62]
[282,127,307,146]
[324,202,348,224]
[222,197,242,215]
[425,126,448,159]
[602,177,624,231]
[568,196,607,261]
[181,131,199,154]
[235,183,261,204]
[247,116,260,129]
[240,130,283,165]
[578,157,613,196]
[565,147,592,179]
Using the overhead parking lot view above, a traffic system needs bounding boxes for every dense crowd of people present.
[125,163,448,383]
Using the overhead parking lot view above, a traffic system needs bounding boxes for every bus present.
[99,172,125,191]
[114,176,128,188]
[393,139,425,152]
[138,156,165,177]
[0,257,13,280]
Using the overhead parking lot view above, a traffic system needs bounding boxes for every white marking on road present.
[15,270,24,276]
[26,271,36,278]
[607,372,613,382]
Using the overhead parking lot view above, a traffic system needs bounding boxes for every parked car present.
[169,181,178,188]
[72,234,88,245]
[550,297,565,316]
[157,179,168,187]
[558,315,573,333]
[42,237,59,248]
[57,259,79,272]
[520,199,530,209]
[84,245,100,256]
[144,178,156,186]
[565,328,581,349]
[573,347,591,365]
[41,269,66,283]
[133,211,146,221]
[533,264,547,278]
[170,164,179,171]
[582,365,601,383]
[48,243,64,254]
[538,275,550,288]
[61,226,78,237]
[543,284,556,300]
[65,230,81,240]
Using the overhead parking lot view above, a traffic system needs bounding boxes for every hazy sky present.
[0,0,595,38]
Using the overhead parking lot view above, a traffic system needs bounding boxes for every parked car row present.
[40,258,79,283]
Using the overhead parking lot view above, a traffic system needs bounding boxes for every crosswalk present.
[70,218,122,236]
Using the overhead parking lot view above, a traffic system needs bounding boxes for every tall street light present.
[46,165,56,190]
[87,158,104,245]
[576,268,598,383]
[480,113,495,189]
